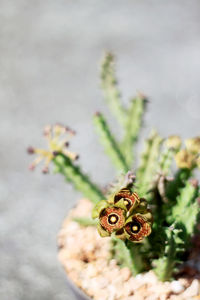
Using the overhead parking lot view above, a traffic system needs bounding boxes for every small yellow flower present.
[185,137,200,155]
[165,135,181,150]
[27,124,78,173]
[175,149,196,169]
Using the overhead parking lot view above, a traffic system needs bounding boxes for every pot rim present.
[66,272,92,300]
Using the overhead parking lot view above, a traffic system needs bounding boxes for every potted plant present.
[28,53,200,300]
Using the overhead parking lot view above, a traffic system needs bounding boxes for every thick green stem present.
[153,227,183,282]
[166,168,191,201]
[169,180,199,241]
[53,154,104,203]
[111,237,145,276]
[101,52,126,127]
[136,130,162,197]
[121,95,147,166]
[93,112,129,173]
[159,148,174,175]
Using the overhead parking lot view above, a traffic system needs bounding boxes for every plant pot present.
[58,199,200,300]
[66,276,91,300]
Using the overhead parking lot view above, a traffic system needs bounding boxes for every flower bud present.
[185,137,200,155]
[165,135,181,150]
[175,149,196,169]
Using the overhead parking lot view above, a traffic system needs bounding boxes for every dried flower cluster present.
[92,188,153,242]
[27,124,78,173]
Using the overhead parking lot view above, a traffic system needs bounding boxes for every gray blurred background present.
[0,1,200,299]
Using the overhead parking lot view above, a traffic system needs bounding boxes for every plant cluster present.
[28,53,200,281]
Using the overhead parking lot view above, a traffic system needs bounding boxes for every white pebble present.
[171,280,184,294]
[182,279,200,297]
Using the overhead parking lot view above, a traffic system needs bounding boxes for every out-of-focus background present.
[0,1,200,299]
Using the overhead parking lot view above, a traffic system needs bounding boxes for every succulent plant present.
[28,53,200,281]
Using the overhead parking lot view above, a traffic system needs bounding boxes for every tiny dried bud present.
[189,178,199,188]
[29,164,35,171]
[43,125,51,136]
[53,151,59,157]
[42,167,49,174]
[124,171,136,187]
[137,91,148,102]
[66,127,76,135]
[27,147,35,154]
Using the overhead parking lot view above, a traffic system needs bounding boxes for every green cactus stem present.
[153,226,184,282]
[166,168,192,201]
[121,95,147,166]
[53,154,104,203]
[136,130,163,198]
[111,237,145,276]
[101,52,126,127]
[93,112,129,172]
[159,147,174,175]
[169,180,199,241]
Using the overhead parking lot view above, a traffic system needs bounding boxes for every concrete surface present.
[0,1,200,299]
